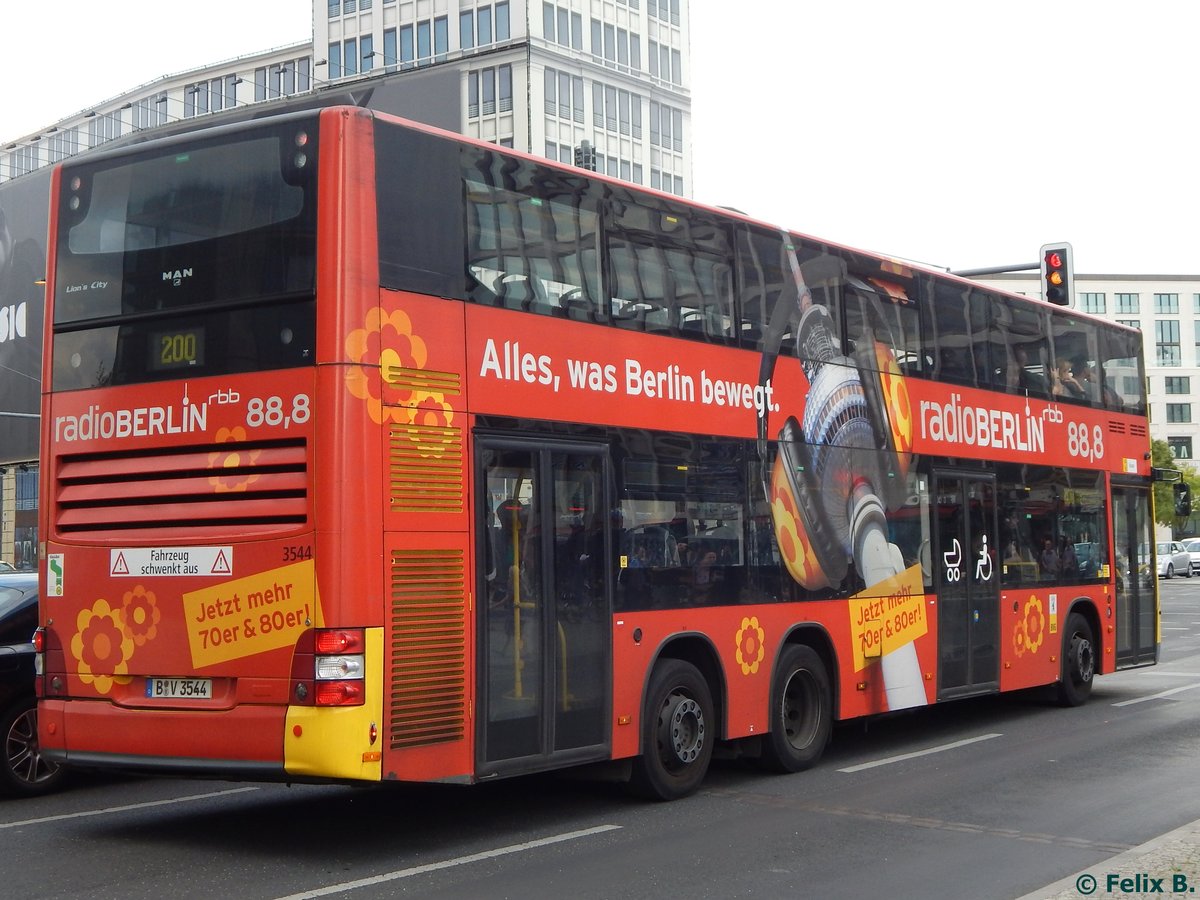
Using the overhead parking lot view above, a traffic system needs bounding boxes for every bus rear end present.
[37,110,384,781]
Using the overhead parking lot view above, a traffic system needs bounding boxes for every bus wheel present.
[628,659,714,801]
[0,700,65,797]
[759,644,831,773]
[1056,612,1095,707]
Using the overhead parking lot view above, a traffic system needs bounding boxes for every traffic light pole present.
[950,262,1038,277]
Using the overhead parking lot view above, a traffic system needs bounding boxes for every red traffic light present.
[1046,251,1063,268]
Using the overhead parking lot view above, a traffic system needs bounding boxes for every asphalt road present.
[4,580,1200,900]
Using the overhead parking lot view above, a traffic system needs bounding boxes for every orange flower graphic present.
[1013,620,1028,657]
[770,455,827,589]
[345,308,429,424]
[120,585,161,647]
[1023,596,1046,654]
[208,426,262,493]
[71,599,135,695]
[735,616,766,675]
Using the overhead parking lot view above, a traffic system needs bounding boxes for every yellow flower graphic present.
[120,585,161,647]
[71,599,136,695]
[735,616,766,675]
[208,426,262,493]
[345,308,429,424]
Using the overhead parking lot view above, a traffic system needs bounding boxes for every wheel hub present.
[660,693,705,765]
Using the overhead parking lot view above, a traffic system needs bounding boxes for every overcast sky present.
[5,1,1196,274]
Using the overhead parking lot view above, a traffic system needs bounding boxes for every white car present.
[1182,538,1200,576]
[1156,541,1192,579]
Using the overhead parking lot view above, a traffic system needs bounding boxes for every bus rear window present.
[67,137,304,255]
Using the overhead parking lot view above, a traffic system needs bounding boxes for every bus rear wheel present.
[1056,612,1095,707]
[628,659,714,801]
[759,644,831,773]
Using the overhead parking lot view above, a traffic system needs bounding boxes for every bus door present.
[1112,483,1157,667]
[477,438,612,775]
[934,472,1000,698]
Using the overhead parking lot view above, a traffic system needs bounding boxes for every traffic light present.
[1040,242,1074,306]
[573,140,596,172]
[1175,482,1192,518]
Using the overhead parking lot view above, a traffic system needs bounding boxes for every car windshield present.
[1156,543,1173,553]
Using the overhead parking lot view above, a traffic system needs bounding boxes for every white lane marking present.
[838,733,1003,774]
[1112,682,1200,706]
[273,825,623,900]
[0,786,260,829]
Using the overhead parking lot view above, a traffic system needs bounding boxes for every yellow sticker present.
[849,564,927,672]
[183,560,320,668]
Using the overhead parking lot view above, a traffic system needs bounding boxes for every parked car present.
[0,573,65,796]
[0,562,15,572]
[1156,541,1192,579]
[1183,538,1200,576]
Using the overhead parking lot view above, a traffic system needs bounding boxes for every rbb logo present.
[0,302,27,343]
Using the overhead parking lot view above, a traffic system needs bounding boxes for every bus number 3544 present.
[245,394,311,429]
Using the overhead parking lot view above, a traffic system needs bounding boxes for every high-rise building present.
[1,1,693,196]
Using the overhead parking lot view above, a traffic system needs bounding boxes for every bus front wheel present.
[759,644,831,773]
[1056,612,1095,707]
[628,659,714,801]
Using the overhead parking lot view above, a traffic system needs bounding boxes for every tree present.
[1151,439,1200,531]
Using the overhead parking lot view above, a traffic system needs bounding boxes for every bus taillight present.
[312,628,365,707]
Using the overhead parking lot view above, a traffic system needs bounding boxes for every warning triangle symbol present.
[210,549,232,575]
[111,552,130,576]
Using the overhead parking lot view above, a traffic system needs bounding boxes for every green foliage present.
[1151,439,1200,530]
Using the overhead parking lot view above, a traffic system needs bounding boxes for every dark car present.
[0,573,65,796]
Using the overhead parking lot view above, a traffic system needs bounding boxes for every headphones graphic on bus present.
[755,239,915,593]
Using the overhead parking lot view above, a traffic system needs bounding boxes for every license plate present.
[145,677,212,699]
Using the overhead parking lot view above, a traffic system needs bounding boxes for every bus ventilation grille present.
[1129,423,1148,438]
[384,365,461,397]
[388,549,467,749]
[388,424,464,513]
[54,438,307,536]
[1109,421,1127,434]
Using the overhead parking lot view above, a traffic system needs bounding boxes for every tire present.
[0,698,66,797]
[1056,612,1095,707]
[1165,564,1174,579]
[628,659,714,801]
[758,644,832,773]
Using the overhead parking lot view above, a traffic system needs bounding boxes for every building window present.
[470,64,511,119]
[1169,437,1194,461]
[1115,293,1139,314]
[328,0,340,17]
[497,2,511,41]
[362,35,374,71]
[461,11,474,49]
[1079,292,1105,314]
[400,25,414,66]
[1166,376,1190,394]
[384,27,397,66]
[1117,319,1140,330]
[1166,403,1191,424]
[544,3,580,49]
[435,16,449,59]
[1156,320,1181,366]
[1194,293,1200,315]
[1155,293,1179,314]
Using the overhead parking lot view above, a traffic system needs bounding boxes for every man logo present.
[162,268,194,287]
[0,302,26,343]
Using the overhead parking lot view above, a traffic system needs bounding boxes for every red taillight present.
[314,680,364,706]
[314,629,365,654]
[307,628,367,707]
[33,627,44,654]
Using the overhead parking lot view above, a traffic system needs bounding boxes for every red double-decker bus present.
[37,107,1156,799]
